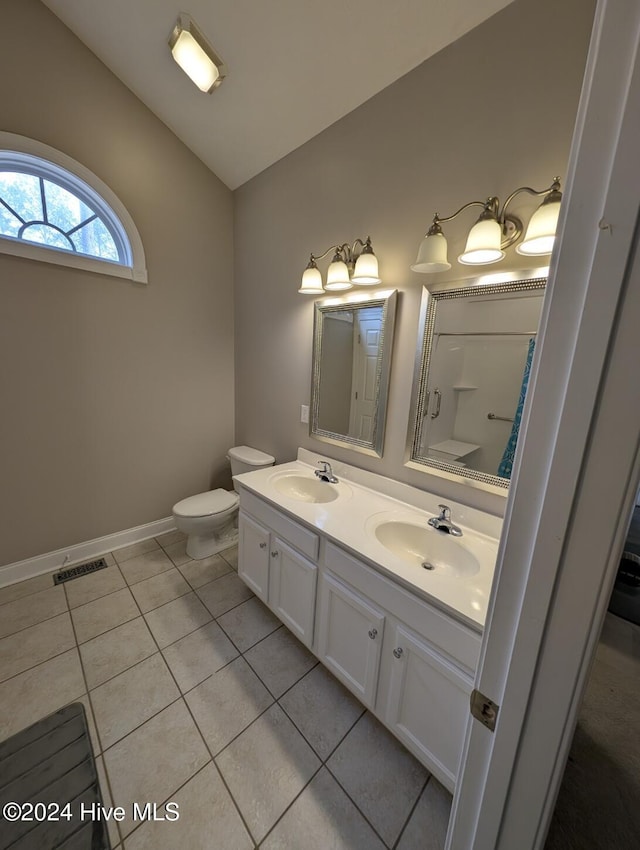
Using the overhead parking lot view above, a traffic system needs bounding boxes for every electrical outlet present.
[300,404,309,424]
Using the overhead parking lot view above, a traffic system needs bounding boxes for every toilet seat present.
[173,488,239,519]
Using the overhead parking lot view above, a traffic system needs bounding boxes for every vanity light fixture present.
[169,14,226,93]
[299,236,381,294]
[411,178,562,273]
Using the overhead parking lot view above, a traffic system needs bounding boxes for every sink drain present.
[422,561,435,571]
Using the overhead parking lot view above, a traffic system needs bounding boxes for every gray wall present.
[0,0,234,565]
[234,0,595,516]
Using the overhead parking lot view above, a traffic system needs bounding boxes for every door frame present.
[448,1,640,847]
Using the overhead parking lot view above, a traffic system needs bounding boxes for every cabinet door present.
[316,572,385,709]
[385,623,472,790]
[268,538,317,648]
[238,512,270,602]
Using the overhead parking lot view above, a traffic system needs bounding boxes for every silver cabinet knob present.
[393,647,404,659]
[271,551,278,558]
[259,542,267,549]
[368,628,378,640]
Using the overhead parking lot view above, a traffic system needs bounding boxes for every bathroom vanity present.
[234,449,501,791]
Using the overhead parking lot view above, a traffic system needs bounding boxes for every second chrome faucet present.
[428,504,463,537]
[315,460,339,484]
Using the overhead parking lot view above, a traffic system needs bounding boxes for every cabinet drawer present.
[240,490,319,561]
[325,541,480,674]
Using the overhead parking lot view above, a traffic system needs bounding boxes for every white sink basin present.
[374,520,480,578]
[271,473,345,504]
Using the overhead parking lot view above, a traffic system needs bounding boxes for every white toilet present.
[172,446,275,559]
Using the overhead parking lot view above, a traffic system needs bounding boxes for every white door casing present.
[448,2,640,848]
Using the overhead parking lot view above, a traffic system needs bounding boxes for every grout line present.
[65,588,125,847]
[391,775,431,850]
[255,762,325,848]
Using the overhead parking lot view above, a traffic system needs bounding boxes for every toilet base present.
[185,526,239,560]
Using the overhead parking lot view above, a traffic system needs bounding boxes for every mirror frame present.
[310,290,398,457]
[406,271,547,491]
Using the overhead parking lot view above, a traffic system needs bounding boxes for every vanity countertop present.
[234,455,501,631]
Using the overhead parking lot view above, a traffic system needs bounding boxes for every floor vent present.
[53,557,109,585]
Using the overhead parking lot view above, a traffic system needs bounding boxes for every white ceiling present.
[42,0,514,189]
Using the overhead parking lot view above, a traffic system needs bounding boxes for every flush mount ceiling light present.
[299,236,381,294]
[411,178,562,273]
[169,13,226,93]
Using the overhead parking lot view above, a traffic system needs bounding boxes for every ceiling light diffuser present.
[169,14,226,94]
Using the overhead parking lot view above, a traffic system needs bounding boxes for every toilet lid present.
[173,489,239,518]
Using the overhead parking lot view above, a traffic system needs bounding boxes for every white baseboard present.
[0,517,177,588]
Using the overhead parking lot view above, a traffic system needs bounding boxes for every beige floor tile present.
[245,626,316,697]
[0,571,56,606]
[64,564,126,609]
[80,617,157,690]
[0,649,85,742]
[91,653,179,749]
[216,704,320,843]
[124,762,252,850]
[71,588,139,644]
[397,777,452,850]
[104,700,210,837]
[162,621,238,693]
[96,754,121,849]
[117,548,174,586]
[155,529,187,549]
[328,712,428,847]
[179,555,231,589]
[113,538,160,564]
[0,612,76,683]
[0,585,67,639]
[186,657,272,755]
[217,598,280,653]
[219,546,238,571]
[197,573,253,619]
[144,592,212,649]
[279,664,364,760]
[262,767,386,850]
[130,568,191,613]
[163,539,191,566]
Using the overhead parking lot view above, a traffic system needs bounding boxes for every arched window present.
[0,133,147,282]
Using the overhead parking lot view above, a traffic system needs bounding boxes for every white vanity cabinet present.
[238,491,319,648]
[316,571,385,709]
[238,512,270,601]
[237,488,482,791]
[381,620,473,789]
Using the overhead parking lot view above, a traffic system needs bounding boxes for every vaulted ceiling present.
[42,0,514,189]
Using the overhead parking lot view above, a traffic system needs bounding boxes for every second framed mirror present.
[407,271,547,490]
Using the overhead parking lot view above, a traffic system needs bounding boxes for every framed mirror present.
[310,290,397,457]
[406,272,546,489]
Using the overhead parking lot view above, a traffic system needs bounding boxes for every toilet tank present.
[228,446,275,492]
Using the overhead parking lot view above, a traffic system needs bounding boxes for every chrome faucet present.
[428,504,463,537]
[315,460,339,483]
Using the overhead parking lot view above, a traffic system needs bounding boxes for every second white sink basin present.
[374,520,480,578]
[271,473,344,504]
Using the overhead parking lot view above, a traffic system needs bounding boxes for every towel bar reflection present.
[487,412,514,422]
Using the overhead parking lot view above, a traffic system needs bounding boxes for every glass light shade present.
[352,251,381,284]
[458,218,505,265]
[410,233,451,273]
[517,199,561,255]
[298,266,324,294]
[325,259,352,290]
[171,30,220,92]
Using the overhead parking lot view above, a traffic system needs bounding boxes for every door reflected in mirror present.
[311,291,397,457]
[407,273,546,490]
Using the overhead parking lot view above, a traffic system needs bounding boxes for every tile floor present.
[0,532,451,849]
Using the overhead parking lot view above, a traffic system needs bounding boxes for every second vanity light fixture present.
[411,177,562,273]
[299,237,381,294]
[169,13,226,93]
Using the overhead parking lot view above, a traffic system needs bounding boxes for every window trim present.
[0,132,147,283]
